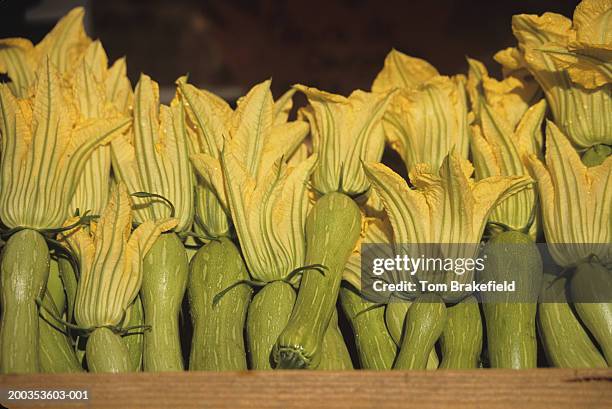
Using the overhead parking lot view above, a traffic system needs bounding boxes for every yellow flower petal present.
[372,49,439,92]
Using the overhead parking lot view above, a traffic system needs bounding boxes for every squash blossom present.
[111,74,194,371]
[372,49,470,173]
[528,120,612,365]
[62,183,177,372]
[467,58,547,237]
[364,151,530,369]
[0,7,91,97]
[511,0,612,150]
[0,60,129,230]
[70,40,134,216]
[527,121,611,268]
[178,79,306,238]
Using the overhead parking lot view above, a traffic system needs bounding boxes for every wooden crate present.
[1,369,611,408]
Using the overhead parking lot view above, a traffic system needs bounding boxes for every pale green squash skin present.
[393,294,447,370]
[570,262,612,365]
[141,232,189,371]
[439,296,482,369]
[39,259,82,373]
[538,273,607,368]
[0,229,49,373]
[481,230,542,368]
[123,295,144,372]
[581,144,611,167]
[247,281,296,369]
[58,256,77,322]
[339,286,396,369]
[86,327,130,373]
[275,192,361,369]
[316,310,353,370]
[384,300,439,369]
[188,238,251,371]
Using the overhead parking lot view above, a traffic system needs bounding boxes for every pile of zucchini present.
[0,0,610,373]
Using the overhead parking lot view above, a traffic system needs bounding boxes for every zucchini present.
[275,192,361,369]
[538,272,607,368]
[316,310,353,370]
[58,256,78,322]
[188,237,251,370]
[123,295,144,371]
[385,300,439,369]
[480,230,542,368]
[439,296,482,369]
[570,261,612,365]
[248,281,296,369]
[339,285,396,369]
[39,259,82,373]
[141,232,189,371]
[393,293,447,370]
[86,327,130,373]
[0,229,50,373]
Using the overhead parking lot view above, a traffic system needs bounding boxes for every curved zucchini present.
[538,273,607,368]
[123,295,144,372]
[480,230,542,368]
[39,259,82,373]
[58,256,77,322]
[570,261,612,365]
[393,293,447,370]
[248,281,296,369]
[188,238,251,370]
[385,300,439,369]
[141,232,189,371]
[439,296,482,369]
[316,310,353,370]
[339,286,396,369]
[86,327,130,373]
[0,229,50,373]
[275,192,361,369]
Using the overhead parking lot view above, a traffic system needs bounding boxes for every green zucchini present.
[538,272,607,368]
[123,295,144,372]
[141,232,189,371]
[339,285,396,369]
[39,259,82,373]
[570,261,612,365]
[384,300,439,369]
[86,327,130,373]
[275,192,361,369]
[188,237,251,370]
[58,256,78,322]
[439,296,482,369]
[316,310,353,370]
[581,144,611,167]
[0,229,50,373]
[393,293,447,370]
[480,230,542,368]
[247,281,296,369]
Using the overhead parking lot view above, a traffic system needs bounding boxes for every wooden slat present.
[0,369,611,409]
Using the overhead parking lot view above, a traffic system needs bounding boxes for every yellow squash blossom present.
[527,121,612,267]
[69,40,134,216]
[189,80,316,282]
[467,58,547,236]
[62,183,176,329]
[178,79,307,237]
[111,74,194,233]
[372,49,470,173]
[364,151,530,301]
[295,85,394,196]
[0,60,128,230]
[512,0,612,148]
[0,7,91,97]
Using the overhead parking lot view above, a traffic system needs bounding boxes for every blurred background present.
[0,0,579,103]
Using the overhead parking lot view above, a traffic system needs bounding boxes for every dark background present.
[0,0,579,101]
